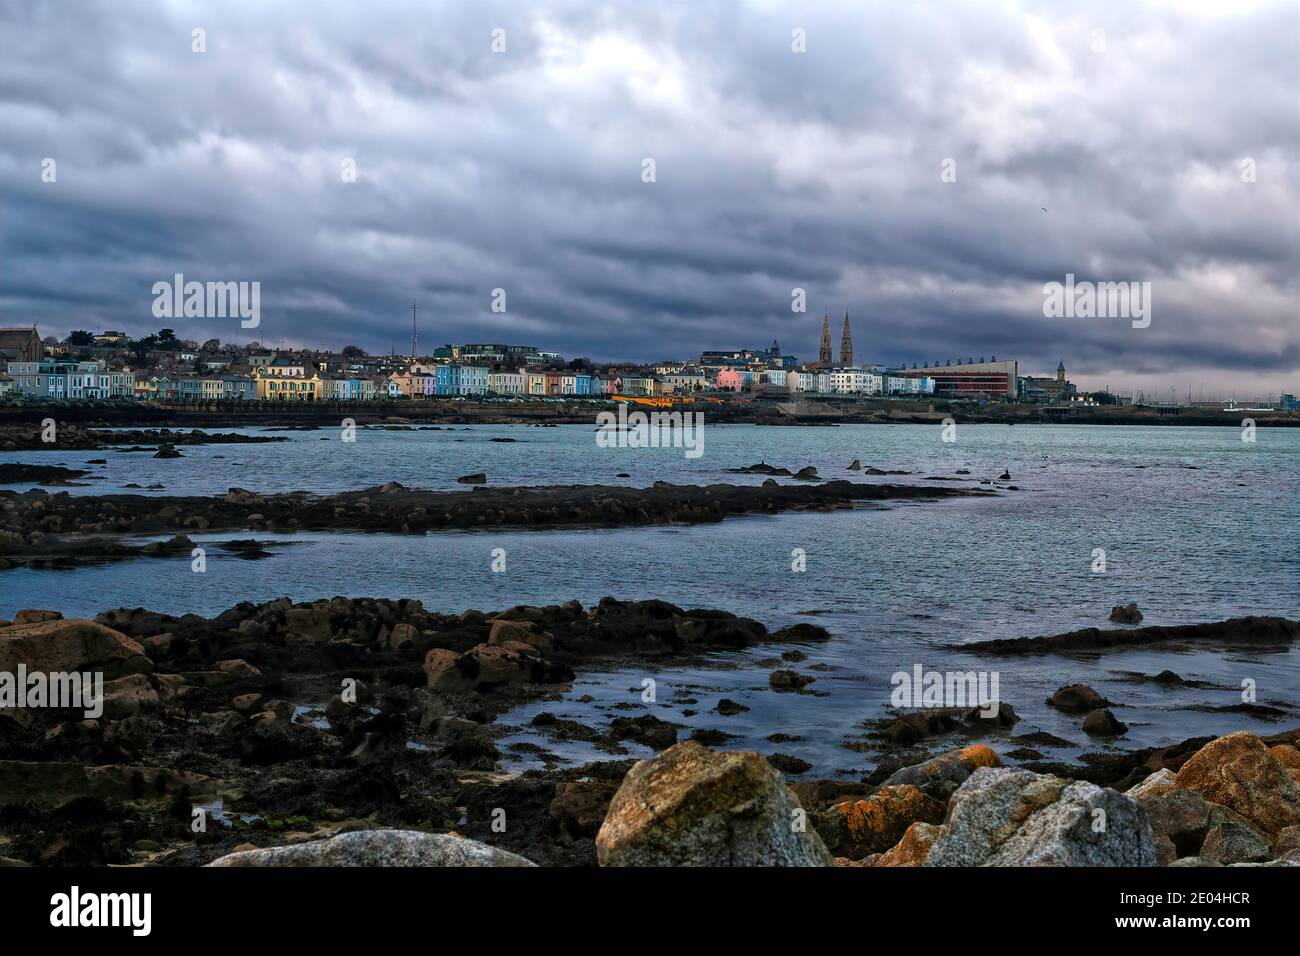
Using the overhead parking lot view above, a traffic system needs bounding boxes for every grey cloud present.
[0,0,1295,395]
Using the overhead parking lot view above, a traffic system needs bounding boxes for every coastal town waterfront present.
[3,2,1299,932]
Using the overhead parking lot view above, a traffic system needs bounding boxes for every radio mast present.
[411,299,419,359]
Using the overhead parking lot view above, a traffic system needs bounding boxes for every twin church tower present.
[818,311,853,368]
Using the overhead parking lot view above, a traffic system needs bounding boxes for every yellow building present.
[255,369,323,401]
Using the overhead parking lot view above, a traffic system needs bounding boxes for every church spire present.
[840,310,853,367]
[819,313,833,366]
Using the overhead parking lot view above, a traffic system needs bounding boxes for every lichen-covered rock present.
[1200,821,1271,865]
[596,741,832,866]
[814,785,946,858]
[1173,732,1300,836]
[1275,825,1300,855]
[925,767,1158,866]
[1270,745,1300,771]
[882,744,1002,799]
[207,829,535,866]
[873,821,943,867]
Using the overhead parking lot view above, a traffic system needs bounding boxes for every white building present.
[787,370,820,393]
[885,374,935,395]
[660,371,706,393]
[459,365,489,395]
[488,370,525,395]
[829,367,874,395]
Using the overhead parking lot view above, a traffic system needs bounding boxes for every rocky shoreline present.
[0,479,994,570]
[4,402,1298,430]
[0,464,91,485]
[957,616,1300,654]
[2,599,1298,867]
[0,596,827,866]
[0,423,286,452]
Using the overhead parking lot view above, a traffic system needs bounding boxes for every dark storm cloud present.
[0,0,1295,393]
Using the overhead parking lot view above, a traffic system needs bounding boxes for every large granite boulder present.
[207,829,535,866]
[596,741,832,866]
[1173,732,1300,836]
[926,767,1158,866]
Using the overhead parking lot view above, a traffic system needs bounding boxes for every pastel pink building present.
[716,369,751,391]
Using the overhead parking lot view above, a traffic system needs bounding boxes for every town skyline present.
[16,313,1290,405]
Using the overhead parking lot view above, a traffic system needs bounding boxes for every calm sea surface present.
[3,423,1298,776]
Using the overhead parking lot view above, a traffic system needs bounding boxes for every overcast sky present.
[1,0,1296,396]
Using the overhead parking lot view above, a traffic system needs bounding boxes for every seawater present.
[3,422,1297,776]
